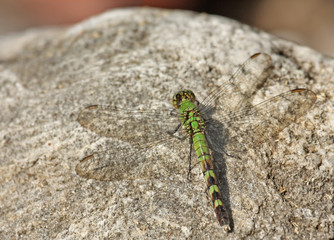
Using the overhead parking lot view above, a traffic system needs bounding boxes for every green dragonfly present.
[76,53,316,231]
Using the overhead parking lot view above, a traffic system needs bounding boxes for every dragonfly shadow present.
[205,115,235,231]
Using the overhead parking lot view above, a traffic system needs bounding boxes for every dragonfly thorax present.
[172,90,196,109]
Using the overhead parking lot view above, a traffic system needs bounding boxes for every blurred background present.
[0,0,333,56]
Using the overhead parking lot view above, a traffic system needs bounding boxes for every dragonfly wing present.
[76,137,190,181]
[200,53,272,116]
[77,105,181,145]
[205,119,229,154]
[207,89,316,152]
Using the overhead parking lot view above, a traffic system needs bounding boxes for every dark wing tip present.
[85,105,98,109]
[77,105,99,124]
[291,88,306,92]
[291,88,317,103]
[80,154,94,162]
[75,154,96,179]
[251,52,261,58]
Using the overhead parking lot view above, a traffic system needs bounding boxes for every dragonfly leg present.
[187,138,193,180]
[187,138,204,180]
[169,123,181,134]
[166,123,186,140]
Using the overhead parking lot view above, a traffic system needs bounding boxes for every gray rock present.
[0,7,333,239]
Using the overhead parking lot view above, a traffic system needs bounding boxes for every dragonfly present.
[76,53,316,232]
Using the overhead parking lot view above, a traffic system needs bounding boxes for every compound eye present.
[172,90,196,109]
[184,90,195,103]
[172,93,182,109]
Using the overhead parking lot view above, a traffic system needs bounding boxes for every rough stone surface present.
[0,7,333,240]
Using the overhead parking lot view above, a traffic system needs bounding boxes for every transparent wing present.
[76,137,190,181]
[200,53,272,116]
[77,104,181,145]
[206,89,317,153]
[76,104,191,181]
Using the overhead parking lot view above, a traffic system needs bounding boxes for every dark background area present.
[0,0,333,56]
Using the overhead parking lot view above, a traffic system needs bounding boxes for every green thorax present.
[172,90,206,135]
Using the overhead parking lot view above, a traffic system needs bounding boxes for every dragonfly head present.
[172,90,196,109]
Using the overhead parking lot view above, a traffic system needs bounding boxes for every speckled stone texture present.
[0,7,333,240]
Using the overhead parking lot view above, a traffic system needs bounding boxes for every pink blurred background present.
[0,0,333,56]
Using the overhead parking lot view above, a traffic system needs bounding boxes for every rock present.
[0,7,333,239]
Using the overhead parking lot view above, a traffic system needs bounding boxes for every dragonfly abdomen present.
[193,131,230,231]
